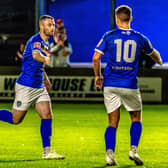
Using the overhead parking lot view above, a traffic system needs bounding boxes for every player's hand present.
[63,51,70,56]
[16,51,20,56]
[44,77,52,91]
[158,58,163,65]
[57,40,64,47]
[95,76,103,89]
[44,55,51,65]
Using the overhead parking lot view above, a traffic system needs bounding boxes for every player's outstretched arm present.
[32,50,50,65]
[150,49,163,65]
[93,51,103,89]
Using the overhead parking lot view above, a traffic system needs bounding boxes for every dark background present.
[0,0,167,66]
[0,0,35,65]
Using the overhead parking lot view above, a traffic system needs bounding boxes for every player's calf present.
[12,109,27,125]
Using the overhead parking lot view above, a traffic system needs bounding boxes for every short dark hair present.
[39,15,54,22]
[115,5,132,22]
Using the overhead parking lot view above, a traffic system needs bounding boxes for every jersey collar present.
[118,28,132,31]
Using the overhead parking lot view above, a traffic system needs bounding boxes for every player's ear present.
[39,20,45,29]
[115,16,119,26]
[39,21,42,30]
[130,16,133,22]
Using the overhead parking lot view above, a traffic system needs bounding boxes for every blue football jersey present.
[17,33,50,88]
[95,28,154,89]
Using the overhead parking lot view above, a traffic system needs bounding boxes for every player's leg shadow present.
[93,165,109,168]
[93,164,141,168]
[118,165,139,168]
[0,158,64,163]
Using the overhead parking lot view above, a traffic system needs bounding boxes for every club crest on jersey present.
[16,101,22,107]
[33,42,41,49]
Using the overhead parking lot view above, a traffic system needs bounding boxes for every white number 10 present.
[114,39,137,63]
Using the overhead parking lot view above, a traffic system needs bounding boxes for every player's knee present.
[13,117,24,125]
[13,120,21,125]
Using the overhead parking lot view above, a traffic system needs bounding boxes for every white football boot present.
[42,148,65,160]
[129,146,144,165]
[106,149,119,166]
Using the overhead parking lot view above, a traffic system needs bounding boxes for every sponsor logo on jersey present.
[41,45,50,55]
[121,31,131,35]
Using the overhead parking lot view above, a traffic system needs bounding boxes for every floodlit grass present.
[0,103,167,167]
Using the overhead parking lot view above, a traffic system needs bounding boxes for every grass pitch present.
[0,103,167,168]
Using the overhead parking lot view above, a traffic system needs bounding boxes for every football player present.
[93,5,162,166]
[0,15,65,160]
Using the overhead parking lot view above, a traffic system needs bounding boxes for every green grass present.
[0,103,167,168]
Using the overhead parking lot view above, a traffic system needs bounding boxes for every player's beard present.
[44,28,54,37]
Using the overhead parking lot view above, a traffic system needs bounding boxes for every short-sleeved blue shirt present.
[17,33,50,88]
[95,28,153,89]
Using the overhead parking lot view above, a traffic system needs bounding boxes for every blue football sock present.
[130,121,142,147]
[0,110,13,124]
[40,119,52,148]
[105,126,116,152]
